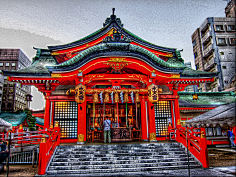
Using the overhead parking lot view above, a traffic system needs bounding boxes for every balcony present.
[204,57,216,71]
[203,44,214,58]
[202,31,212,45]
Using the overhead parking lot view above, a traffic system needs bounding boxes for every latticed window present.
[54,102,78,139]
[154,101,172,136]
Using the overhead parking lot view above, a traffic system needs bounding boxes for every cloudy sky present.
[0,0,227,110]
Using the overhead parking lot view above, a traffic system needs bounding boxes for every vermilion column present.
[173,93,181,129]
[233,126,236,145]
[148,101,157,142]
[141,96,148,141]
[77,100,87,143]
[44,92,51,129]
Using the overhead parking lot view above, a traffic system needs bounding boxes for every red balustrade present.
[176,127,209,168]
[38,126,60,175]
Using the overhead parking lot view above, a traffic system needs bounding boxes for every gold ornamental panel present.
[149,132,156,141]
[75,84,86,104]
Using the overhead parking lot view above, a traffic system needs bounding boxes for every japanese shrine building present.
[3,10,218,143]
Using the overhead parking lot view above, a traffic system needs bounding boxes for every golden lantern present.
[75,84,86,103]
[115,91,119,103]
[148,84,159,103]
[135,91,140,103]
[93,92,99,103]
[124,91,129,103]
[104,92,110,103]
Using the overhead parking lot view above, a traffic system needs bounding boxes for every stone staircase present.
[46,143,201,176]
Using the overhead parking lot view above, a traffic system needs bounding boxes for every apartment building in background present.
[191,0,236,92]
[0,49,32,112]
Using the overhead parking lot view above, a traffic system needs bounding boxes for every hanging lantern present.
[104,92,109,103]
[93,92,99,103]
[135,91,140,103]
[75,84,86,104]
[124,91,129,103]
[148,84,158,103]
[115,91,119,103]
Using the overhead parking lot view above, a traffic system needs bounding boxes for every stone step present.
[54,151,187,158]
[49,160,199,170]
[50,157,195,166]
[47,164,201,175]
[55,148,186,155]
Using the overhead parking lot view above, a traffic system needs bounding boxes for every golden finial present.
[19,124,23,129]
[55,121,59,128]
[50,122,53,129]
[41,135,46,143]
[200,131,206,138]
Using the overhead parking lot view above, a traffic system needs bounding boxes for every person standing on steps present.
[227,129,235,148]
[104,116,111,143]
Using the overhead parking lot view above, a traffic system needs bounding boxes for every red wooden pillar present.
[233,126,236,145]
[50,101,55,126]
[77,100,87,143]
[141,96,148,141]
[44,92,51,129]
[148,101,157,142]
[173,93,181,129]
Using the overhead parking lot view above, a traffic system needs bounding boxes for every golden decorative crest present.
[75,84,86,104]
[148,84,159,103]
[51,73,62,78]
[193,94,198,100]
[108,58,127,62]
[77,134,84,142]
[41,135,46,143]
[170,74,180,78]
[149,132,156,141]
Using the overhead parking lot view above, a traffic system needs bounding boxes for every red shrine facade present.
[4,10,217,143]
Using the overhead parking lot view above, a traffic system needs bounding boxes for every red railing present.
[37,126,60,175]
[176,127,209,168]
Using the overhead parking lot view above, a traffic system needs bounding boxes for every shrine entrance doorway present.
[87,103,141,143]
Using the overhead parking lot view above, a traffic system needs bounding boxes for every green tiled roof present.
[0,112,27,127]
[35,117,44,126]
[178,91,236,107]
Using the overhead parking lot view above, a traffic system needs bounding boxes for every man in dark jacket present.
[227,130,235,148]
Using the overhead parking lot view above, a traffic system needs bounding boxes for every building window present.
[222,66,227,69]
[195,63,199,70]
[214,25,224,31]
[217,38,227,45]
[194,52,198,59]
[227,25,235,31]
[192,40,196,47]
[54,102,78,139]
[154,101,172,137]
[5,63,9,66]
[229,38,236,45]
[220,52,224,55]
[11,63,16,67]
[0,63,3,66]
[9,96,13,100]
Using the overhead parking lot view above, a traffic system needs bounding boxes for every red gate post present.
[200,131,209,168]
[38,137,47,175]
